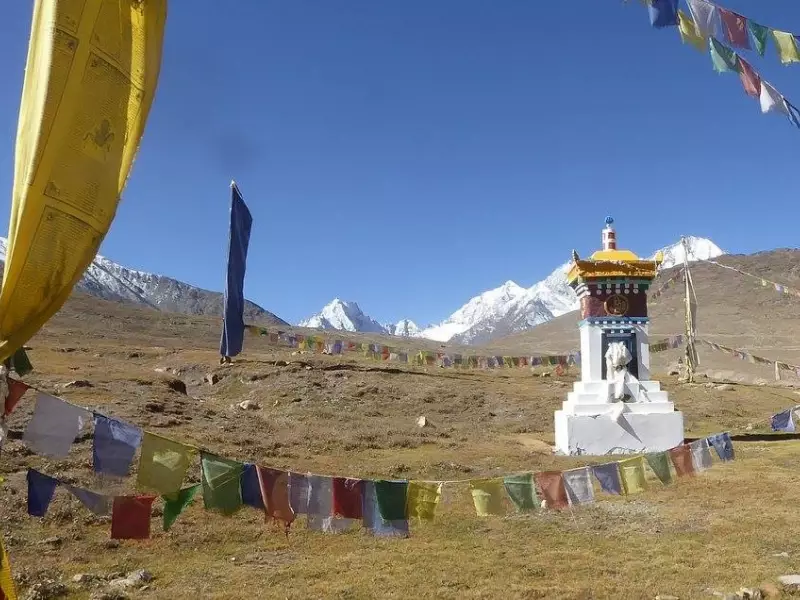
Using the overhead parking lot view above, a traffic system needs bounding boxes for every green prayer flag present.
[201,452,244,515]
[645,452,673,485]
[374,480,408,521]
[748,21,769,56]
[709,38,738,73]
[137,432,196,495]
[503,473,540,511]
[5,347,32,376]
[162,484,200,531]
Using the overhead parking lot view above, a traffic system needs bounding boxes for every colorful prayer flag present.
[3,378,29,418]
[219,183,253,359]
[0,535,18,600]
[406,481,442,520]
[469,478,506,516]
[669,445,695,477]
[648,0,678,29]
[23,393,89,458]
[111,495,156,540]
[687,0,718,38]
[362,481,409,538]
[374,480,408,521]
[534,471,569,510]
[503,473,540,511]
[592,463,623,495]
[137,432,195,495]
[760,82,789,115]
[256,467,295,527]
[201,452,244,515]
[718,9,750,49]
[738,58,761,98]
[678,10,705,52]
[65,484,111,516]
[307,475,354,533]
[332,478,363,519]
[690,439,714,472]
[707,433,735,462]
[709,38,738,73]
[563,468,594,505]
[645,452,673,485]
[771,409,795,432]
[92,414,142,477]
[619,457,647,495]
[772,31,800,64]
[26,469,58,517]
[289,472,310,515]
[162,484,200,531]
[240,463,264,509]
[748,21,769,56]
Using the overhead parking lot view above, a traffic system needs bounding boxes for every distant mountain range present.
[299,236,725,345]
[0,238,288,326]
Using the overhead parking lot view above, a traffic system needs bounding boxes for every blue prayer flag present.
[592,463,623,495]
[65,484,111,516]
[707,433,735,462]
[240,463,264,509]
[220,182,253,358]
[93,414,142,477]
[27,469,58,517]
[362,481,409,538]
[771,410,795,432]
[648,0,679,28]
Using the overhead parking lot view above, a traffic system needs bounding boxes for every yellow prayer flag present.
[678,10,705,52]
[406,481,442,521]
[619,456,647,495]
[772,31,800,64]
[0,536,18,600]
[469,478,505,517]
[137,432,196,495]
[0,0,167,361]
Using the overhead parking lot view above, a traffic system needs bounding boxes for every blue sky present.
[1,1,799,327]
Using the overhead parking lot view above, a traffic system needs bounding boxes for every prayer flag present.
[690,439,714,472]
[748,21,769,56]
[760,82,789,115]
[363,481,409,537]
[307,475,354,533]
[592,463,623,495]
[92,414,142,477]
[0,535,18,600]
[332,478,363,519]
[738,58,761,98]
[374,480,408,521]
[469,478,506,516]
[111,495,156,540]
[710,38,738,73]
[289,472,310,515]
[5,349,32,378]
[787,102,800,129]
[219,183,253,358]
[772,31,800,64]
[503,473,540,511]
[23,393,89,458]
[719,9,750,49]
[3,378,29,417]
[406,481,442,521]
[645,452,673,484]
[534,471,569,510]
[137,432,195,495]
[201,452,244,515]
[65,485,110,516]
[563,468,594,505]
[240,464,264,509]
[162,484,200,531]
[687,0,718,38]
[771,409,795,432]
[648,0,679,29]
[26,469,58,517]
[256,467,295,527]
[619,457,647,495]
[678,10,705,52]
[669,445,695,476]
[707,433,735,462]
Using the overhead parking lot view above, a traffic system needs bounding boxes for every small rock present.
[416,416,428,428]
[304,366,313,371]
[655,595,679,600]
[108,570,153,590]
[291,397,303,403]
[778,574,800,587]
[204,373,219,385]
[715,384,735,391]
[71,573,94,585]
[746,424,754,432]
[144,401,164,413]
[23,581,68,600]
[772,552,790,558]
[39,536,62,547]
[237,400,260,410]
[102,539,120,549]
[64,380,92,389]
[153,367,170,373]
[738,588,762,600]
[272,399,279,407]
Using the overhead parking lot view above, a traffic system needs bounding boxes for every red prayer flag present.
[669,445,695,477]
[738,58,761,98]
[332,477,363,519]
[111,495,155,540]
[534,471,569,510]
[719,9,751,49]
[3,378,30,417]
[255,466,295,526]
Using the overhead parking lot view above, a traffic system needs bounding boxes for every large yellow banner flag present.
[0,0,167,361]
[0,535,17,600]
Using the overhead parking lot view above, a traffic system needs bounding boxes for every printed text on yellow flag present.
[0,0,167,361]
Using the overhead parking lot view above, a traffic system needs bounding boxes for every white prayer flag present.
[760,82,789,115]
[23,393,89,458]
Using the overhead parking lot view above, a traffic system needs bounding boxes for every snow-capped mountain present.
[0,237,287,325]
[299,236,724,345]
[299,299,386,333]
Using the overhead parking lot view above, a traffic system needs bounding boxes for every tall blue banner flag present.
[220,182,253,358]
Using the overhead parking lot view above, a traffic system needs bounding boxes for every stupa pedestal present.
[554,217,684,456]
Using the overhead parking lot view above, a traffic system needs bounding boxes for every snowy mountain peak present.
[385,319,422,337]
[651,236,725,270]
[299,298,386,333]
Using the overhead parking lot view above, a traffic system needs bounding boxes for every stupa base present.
[554,409,684,456]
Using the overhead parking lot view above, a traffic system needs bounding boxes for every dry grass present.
[3,294,800,598]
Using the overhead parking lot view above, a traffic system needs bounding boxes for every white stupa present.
[553,217,684,455]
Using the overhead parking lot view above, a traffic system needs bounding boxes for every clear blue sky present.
[1,1,798,326]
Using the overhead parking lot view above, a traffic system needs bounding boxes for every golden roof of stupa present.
[566,249,663,283]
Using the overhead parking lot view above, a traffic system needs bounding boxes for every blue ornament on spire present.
[605,216,614,226]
